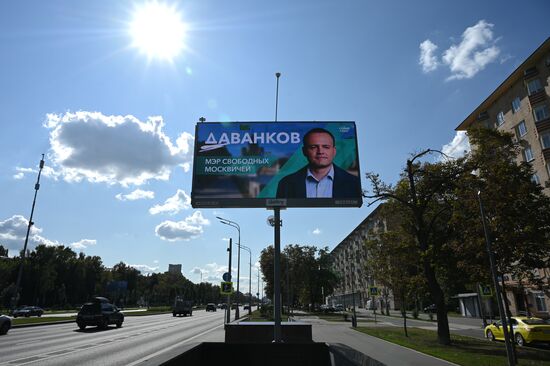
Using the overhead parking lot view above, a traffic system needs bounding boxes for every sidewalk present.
[296,316,459,366]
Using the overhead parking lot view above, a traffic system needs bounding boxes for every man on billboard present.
[276,128,361,198]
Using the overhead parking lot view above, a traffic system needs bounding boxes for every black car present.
[206,303,217,312]
[76,297,124,330]
[0,315,11,335]
[424,304,437,313]
[11,306,44,318]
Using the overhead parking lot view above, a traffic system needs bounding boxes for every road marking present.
[0,313,223,366]
[8,356,44,365]
[126,323,224,366]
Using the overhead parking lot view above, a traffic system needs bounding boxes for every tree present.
[365,150,467,345]
[364,209,426,336]
[260,244,337,308]
[451,128,550,286]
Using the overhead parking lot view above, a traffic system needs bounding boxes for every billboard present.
[191,121,362,208]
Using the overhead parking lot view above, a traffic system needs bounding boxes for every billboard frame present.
[191,121,363,209]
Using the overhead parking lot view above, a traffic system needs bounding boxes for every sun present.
[129,1,187,61]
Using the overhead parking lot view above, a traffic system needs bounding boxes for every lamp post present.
[238,244,252,315]
[225,238,233,324]
[217,217,241,320]
[476,190,515,366]
[12,154,45,310]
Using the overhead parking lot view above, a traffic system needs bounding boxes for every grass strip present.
[13,316,75,325]
[355,326,550,366]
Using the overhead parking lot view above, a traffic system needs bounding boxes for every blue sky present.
[1,0,548,291]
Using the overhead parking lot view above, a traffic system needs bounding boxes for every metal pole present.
[217,217,241,320]
[12,154,45,310]
[351,255,357,328]
[248,251,252,315]
[236,228,241,320]
[226,238,232,324]
[273,207,282,342]
[238,245,253,316]
[275,72,281,122]
[477,191,515,366]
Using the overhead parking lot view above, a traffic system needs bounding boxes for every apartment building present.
[456,37,550,317]
[456,37,550,195]
[328,205,396,310]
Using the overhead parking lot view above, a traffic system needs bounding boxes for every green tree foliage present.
[365,150,468,345]
[259,244,337,308]
[450,128,550,287]
[364,210,426,336]
[0,244,222,309]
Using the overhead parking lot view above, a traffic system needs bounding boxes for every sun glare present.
[129,2,187,61]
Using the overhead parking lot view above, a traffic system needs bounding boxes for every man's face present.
[302,132,336,169]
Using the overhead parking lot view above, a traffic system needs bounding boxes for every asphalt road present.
[0,309,227,366]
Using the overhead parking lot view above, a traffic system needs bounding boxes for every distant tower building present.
[168,264,182,275]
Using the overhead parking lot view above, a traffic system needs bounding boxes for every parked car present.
[334,304,344,312]
[218,303,227,309]
[423,304,437,313]
[11,306,44,318]
[485,317,550,346]
[76,297,124,330]
[243,304,250,310]
[0,315,11,335]
[206,303,217,312]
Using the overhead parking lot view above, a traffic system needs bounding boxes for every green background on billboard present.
[258,124,358,198]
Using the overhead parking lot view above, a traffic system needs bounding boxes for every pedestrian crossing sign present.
[479,284,492,297]
[221,281,233,295]
[368,286,379,296]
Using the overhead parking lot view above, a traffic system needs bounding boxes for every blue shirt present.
[305,165,334,198]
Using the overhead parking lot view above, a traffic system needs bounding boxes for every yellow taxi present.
[485,316,550,346]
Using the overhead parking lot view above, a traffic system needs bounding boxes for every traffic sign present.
[222,272,231,282]
[479,284,492,297]
[368,286,379,296]
[220,281,233,295]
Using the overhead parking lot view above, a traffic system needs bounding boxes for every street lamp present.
[217,216,241,320]
[476,190,515,366]
[13,154,45,310]
[239,244,253,315]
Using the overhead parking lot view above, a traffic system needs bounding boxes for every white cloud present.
[13,167,35,180]
[191,267,203,274]
[419,20,501,80]
[195,262,239,283]
[116,189,155,201]
[149,189,191,215]
[0,215,61,254]
[312,228,321,235]
[419,40,439,73]
[442,20,500,80]
[442,131,471,159]
[129,264,159,274]
[70,239,97,250]
[44,111,193,186]
[155,211,210,241]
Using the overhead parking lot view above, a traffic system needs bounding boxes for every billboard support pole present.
[273,207,282,343]
[226,238,232,324]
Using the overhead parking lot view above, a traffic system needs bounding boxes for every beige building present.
[456,37,550,317]
[328,205,396,310]
[456,37,550,195]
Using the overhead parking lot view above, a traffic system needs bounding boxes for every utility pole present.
[12,154,45,310]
